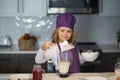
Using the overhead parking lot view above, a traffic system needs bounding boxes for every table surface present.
[0,72,116,80]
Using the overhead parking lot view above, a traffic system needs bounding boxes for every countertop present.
[0,44,120,54]
[0,45,37,54]
[99,44,120,53]
[0,72,115,80]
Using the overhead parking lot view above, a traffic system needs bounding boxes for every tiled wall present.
[0,14,120,46]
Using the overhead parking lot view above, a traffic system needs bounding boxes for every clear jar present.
[115,61,120,76]
[32,64,42,80]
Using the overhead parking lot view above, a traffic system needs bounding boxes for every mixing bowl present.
[81,51,99,61]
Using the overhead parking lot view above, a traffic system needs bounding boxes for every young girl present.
[35,13,85,73]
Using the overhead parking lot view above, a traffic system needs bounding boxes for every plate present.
[9,74,30,80]
[109,76,120,80]
[0,77,8,80]
[86,76,108,80]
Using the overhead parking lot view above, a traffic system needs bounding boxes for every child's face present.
[58,27,72,42]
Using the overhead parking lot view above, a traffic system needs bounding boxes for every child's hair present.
[52,28,76,44]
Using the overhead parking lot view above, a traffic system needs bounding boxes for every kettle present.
[0,35,12,47]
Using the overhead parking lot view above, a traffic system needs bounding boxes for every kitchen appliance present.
[0,35,12,47]
[47,0,99,14]
[57,48,72,78]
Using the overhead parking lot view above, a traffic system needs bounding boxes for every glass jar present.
[115,61,120,76]
[32,64,42,80]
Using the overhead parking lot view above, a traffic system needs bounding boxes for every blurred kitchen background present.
[0,0,120,73]
[0,0,120,47]
[0,14,120,46]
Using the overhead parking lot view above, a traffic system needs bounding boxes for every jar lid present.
[33,64,41,69]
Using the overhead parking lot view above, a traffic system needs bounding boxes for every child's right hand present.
[41,42,53,51]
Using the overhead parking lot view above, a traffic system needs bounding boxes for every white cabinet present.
[0,0,19,16]
[100,0,120,16]
[0,0,47,16]
[21,0,47,16]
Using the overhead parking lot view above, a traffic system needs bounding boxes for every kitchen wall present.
[0,14,120,46]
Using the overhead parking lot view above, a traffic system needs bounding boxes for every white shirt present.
[35,43,85,70]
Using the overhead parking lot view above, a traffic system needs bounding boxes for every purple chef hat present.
[56,13,76,30]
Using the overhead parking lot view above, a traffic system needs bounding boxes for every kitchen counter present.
[0,44,120,54]
[0,45,38,54]
[0,72,115,80]
[99,44,120,53]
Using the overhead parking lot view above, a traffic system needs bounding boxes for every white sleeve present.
[35,48,47,64]
[78,50,86,65]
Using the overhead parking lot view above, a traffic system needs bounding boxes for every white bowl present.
[81,51,99,61]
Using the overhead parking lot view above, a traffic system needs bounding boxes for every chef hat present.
[56,13,76,30]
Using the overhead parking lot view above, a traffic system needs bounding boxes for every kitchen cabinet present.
[0,0,47,17]
[81,52,120,72]
[18,54,35,73]
[100,0,120,16]
[0,54,47,73]
[0,0,19,16]
[0,54,18,73]
[20,0,47,16]
[19,54,47,73]
[101,52,120,72]
[80,60,102,72]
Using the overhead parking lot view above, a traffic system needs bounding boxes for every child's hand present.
[87,50,92,53]
[41,42,53,51]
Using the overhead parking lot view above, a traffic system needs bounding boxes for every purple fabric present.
[69,47,80,73]
[56,13,76,30]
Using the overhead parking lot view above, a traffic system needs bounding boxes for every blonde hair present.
[52,28,76,44]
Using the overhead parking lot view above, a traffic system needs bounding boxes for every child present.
[35,13,85,73]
